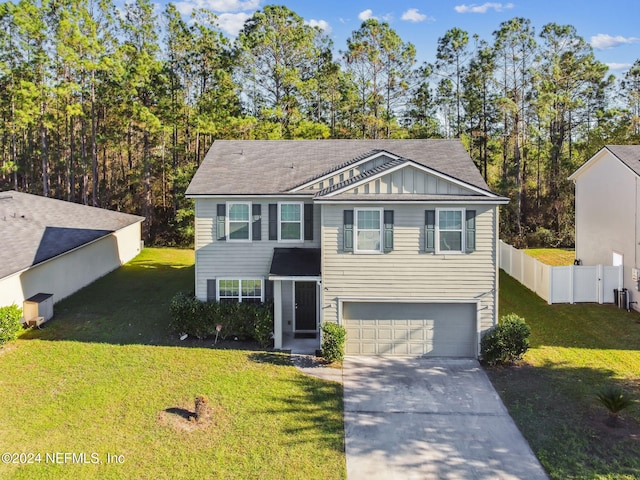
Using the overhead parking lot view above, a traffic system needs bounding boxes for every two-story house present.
[186,139,508,357]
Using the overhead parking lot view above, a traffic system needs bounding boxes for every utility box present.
[23,293,54,326]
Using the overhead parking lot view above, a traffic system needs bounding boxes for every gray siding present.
[321,203,498,333]
[194,198,321,300]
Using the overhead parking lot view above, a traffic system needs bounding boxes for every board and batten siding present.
[320,203,498,332]
[194,198,320,300]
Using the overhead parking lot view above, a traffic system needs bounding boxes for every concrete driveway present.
[343,357,548,480]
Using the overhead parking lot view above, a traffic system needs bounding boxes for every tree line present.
[0,2,638,246]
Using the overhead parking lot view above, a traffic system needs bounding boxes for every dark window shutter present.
[269,204,277,240]
[264,279,274,302]
[304,204,314,241]
[252,204,262,240]
[343,210,354,252]
[383,210,394,252]
[465,210,476,253]
[425,210,435,253]
[216,204,226,241]
[207,279,217,302]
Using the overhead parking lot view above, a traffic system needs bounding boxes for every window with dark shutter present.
[425,209,435,253]
[304,204,314,241]
[264,280,274,302]
[269,204,277,240]
[383,210,394,252]
[216,204,226,241]
[343,210,354,252]
[465,210,476,253]
[252,204,262,240]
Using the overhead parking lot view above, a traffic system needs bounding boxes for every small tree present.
[481,313,531,365]
[321,322,346,363]
[0,305,22,346]
[596,385,635,427]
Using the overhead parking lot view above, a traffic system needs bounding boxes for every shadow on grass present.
[249,374,345,453]
[486,360,640,479]
[248,352,292,366]
[500,270,640,351]
[18,258,275,354]
[164,407,194,420]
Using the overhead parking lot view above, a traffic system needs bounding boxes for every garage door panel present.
[343,302,476,357]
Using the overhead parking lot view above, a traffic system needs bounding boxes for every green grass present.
[0,248,345,480]
[524,248,576,266]
[489,270,640,479]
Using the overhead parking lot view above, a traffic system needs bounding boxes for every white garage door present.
[343,302,477,357]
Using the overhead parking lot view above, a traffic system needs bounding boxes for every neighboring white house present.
[0,191,144,312]
[569,145,640,310]
[186,140,509,357]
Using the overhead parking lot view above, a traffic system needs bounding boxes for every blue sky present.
[169,0,640,74]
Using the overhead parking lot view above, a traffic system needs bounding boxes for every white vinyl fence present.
[499,240,622,304]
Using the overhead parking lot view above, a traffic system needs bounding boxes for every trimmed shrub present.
[169,292,215,339]
[321,322,346,363]
[168,293,273,346]
[481,313,531,365]
[0,304,23,346]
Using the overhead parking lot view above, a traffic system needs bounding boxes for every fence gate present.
[499,241,622,305]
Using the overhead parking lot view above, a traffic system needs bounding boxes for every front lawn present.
[489,271,640,479]
[0,248,345,480]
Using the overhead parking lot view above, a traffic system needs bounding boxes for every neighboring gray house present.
[569,145,640,310]
[0,191,144,314]
[186,140,508,356]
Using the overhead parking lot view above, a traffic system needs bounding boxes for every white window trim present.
[278,202,304,242]
[435,207,465,254]
[226,201,252,242]
[354,207,383,254]
[217,278,264,303]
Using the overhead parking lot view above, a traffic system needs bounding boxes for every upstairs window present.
[355,208,382,253]
[437,209,463,252]
[425,208,476,254]
[227,202,251,241]
[279,203,303,241]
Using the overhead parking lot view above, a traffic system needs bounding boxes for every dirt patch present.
[584,409,640,441]
[157,398,229,433]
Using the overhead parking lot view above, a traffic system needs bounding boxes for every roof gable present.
[185,139,498,197]
[290,150,400,193]
[570,145,640,181]
[315,160,494,199]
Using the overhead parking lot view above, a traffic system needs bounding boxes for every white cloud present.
[217,12,251,36]
[358,9,375,21]
[401,8,433,22]
[454,3,514,13]
[606,62,633,71]
[205,0,260,12]
[591,33,639,50]
[307,19,332,34]
[174,0,260,17]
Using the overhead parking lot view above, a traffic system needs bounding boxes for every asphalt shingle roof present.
[269,248,321,277]
[0,191,144,279]
[186,139,494,196]
[606,145,640,176]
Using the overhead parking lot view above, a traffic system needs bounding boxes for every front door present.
[294,282,317,331]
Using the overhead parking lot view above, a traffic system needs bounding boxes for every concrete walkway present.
[342,357,548,480]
